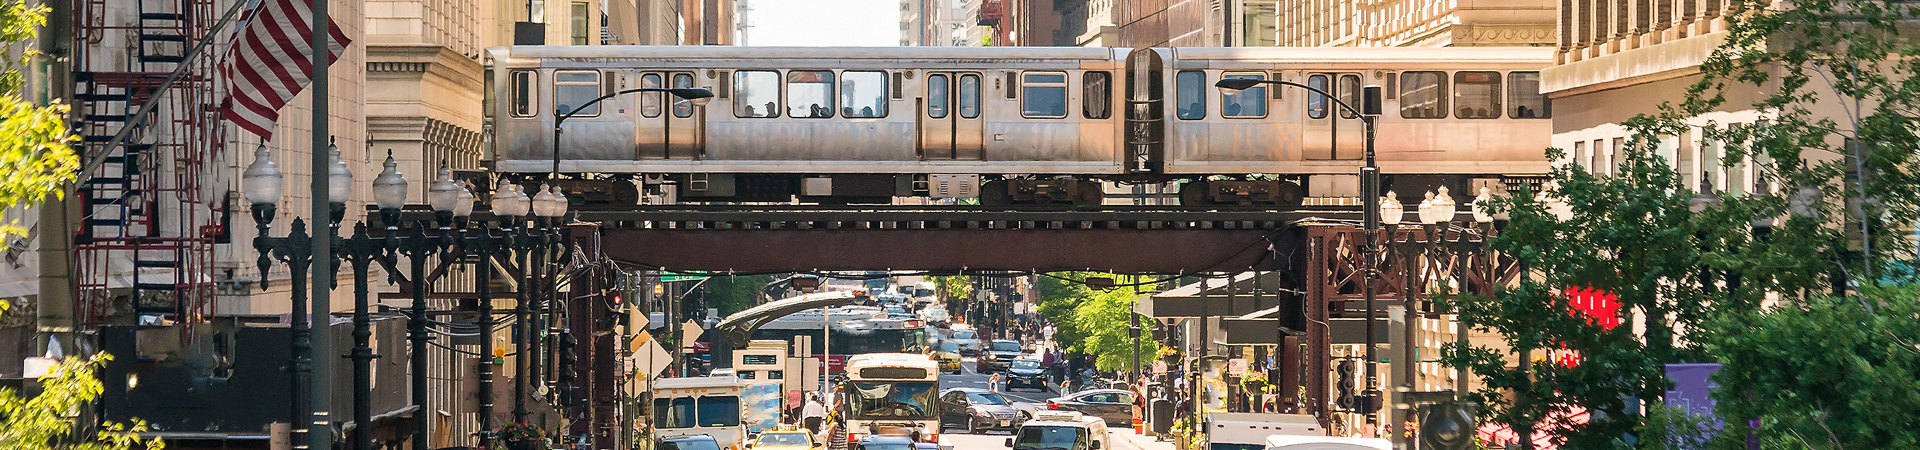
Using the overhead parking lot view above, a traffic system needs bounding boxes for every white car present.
[948,328,983,355]
[922,307,951,326]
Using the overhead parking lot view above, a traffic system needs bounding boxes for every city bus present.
[840,353,942,446]
[751,306,929,377]
[652,376,746,449]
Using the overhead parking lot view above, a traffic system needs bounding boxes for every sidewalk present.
[1107,427,1176,450]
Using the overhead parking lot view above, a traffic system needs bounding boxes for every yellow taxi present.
[748,429,816,450]
[930,341,964,374]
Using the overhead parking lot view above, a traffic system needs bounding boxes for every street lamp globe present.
[551,185,570,220]
[1417,191,1436,224]
[372,150,409,211]
[326,140,354,204]
[453,181,477,218]
[513,185,533,217]
[241,143,284,206]
[1379,191,1403,225]
[532,184,559,218]
[492,180,529,218]
[427,162,461,213]
[1471,187,1495,223]
[1432,186,1456,224]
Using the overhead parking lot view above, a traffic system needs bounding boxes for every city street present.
[938,356,1174,450]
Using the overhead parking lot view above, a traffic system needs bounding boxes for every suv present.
[1003,411,1108,450]
[659,434,723,450]
[1004,359,1048,391]
[977,340,1023,374]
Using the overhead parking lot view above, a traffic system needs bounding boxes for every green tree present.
[0,0,77,238]
[0,304,161,450]
[702,274,774,317]
[1034,273,1158,372]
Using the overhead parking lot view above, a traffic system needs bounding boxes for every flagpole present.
[308,1,334,450]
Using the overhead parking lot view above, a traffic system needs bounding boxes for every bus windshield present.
[654,395,741,428]
[848,381,937,419]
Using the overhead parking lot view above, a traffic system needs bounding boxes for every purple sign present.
[1664,363,1723,449]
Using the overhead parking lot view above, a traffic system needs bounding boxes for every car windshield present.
[859,443,916,450]
[992,341,1021,352]
[1014,426,1087,450]
[938,342,960,353]
[887,306,905,314]
[757,433,810,445]
[1012,360,1041,370]
[965,391,1009,405]
[660,438,722,450]
[952,330,976,339]
[848,382,937,419]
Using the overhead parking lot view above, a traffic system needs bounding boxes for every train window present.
[928,74,950,119]
[1399,71,1448,119]
[640,73,662,118]
[1220,73,1266,118]
[734,70,779,118]
[959,74,980,118]
[510,70,535,117]
[555,71,600,117]
[1338,75,1361,119]
[1176,70,1205,120]
[842,71,888,118]
[671,73,695,118]
[1508,71,1551,119]
[1306,74,1328,119]
[1021,72,1067,118]
[787,70,835,118]
[1083,71,1111,119]
[1453,71,1501,119]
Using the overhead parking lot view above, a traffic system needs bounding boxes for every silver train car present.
[485,46,1554,206]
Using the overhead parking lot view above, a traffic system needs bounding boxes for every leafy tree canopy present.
[0,0,77,238]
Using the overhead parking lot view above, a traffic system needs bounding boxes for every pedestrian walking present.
[988,372,1002,392]
[803,393,827,435]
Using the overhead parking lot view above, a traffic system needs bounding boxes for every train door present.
[636,71,703,159]
[1302,72,1364,160]
[919,72,983,160]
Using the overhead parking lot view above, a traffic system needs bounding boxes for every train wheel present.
[1178,181,1210,206]
[1076,180,1104,206]
[1271,181,1305,206]
[979,180,1010,207]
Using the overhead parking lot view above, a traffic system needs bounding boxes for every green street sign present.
[659,275,709,282]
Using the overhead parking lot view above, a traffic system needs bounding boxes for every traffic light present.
[1421,402,1477,450]
[1335,360,1356,410]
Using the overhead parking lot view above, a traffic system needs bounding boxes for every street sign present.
[1228,358,1249,377]
[660,275,709,282]
[681,320,705,346]
[629,331,653,350]
[633,340,673,377]
[1152,361,1168,375]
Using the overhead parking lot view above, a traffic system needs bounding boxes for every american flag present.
[226,0,351,139]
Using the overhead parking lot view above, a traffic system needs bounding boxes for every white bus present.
[652,376,746,449]
[839,353,942,446]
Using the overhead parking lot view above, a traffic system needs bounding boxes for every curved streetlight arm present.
[552,87,714,177]
[1216,78,1380,166]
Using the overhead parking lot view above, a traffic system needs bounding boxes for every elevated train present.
[485,46,1554,206]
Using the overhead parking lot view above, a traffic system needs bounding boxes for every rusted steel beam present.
[597,227,1300,273]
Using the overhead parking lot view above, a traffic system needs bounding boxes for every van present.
[1262,435,1391,450]
[1004,411,1108,450]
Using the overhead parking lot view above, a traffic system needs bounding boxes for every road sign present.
[660,275,709,282]
[629,331,653,350]
[632,340,673,377]
[681,320,705,347]
[1152,361,1168,375]
[1228,358,1249,377]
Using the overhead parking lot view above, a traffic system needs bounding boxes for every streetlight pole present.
[1218,78,1381,423]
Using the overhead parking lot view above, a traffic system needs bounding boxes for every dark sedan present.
[1003,359,1049,392]
[1042,389,1136,426]
[853,435,918,450]
[939,388,1022,433]
[977,339,1023,374]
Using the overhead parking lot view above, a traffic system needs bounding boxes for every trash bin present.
[1150,398,1174,435]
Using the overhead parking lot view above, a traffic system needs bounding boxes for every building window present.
[1306,74,1328,119]
[787,70,834,118]
[554,71,600,117]
[1083,71,1111,119]
[841,70,888,118]
[1176,70,1205,120]
[640,73,662,118]
[928,74,950,119]
[768,370,784,380]
[1454,71,1501,119]
[1338,74,1360,119]
[734,70,779,118]
[570,2,590,45]
[959,74,980,118]
[1220,73,1265,118]
[1242,1,1279,46]
[671,73,694,118]
[1020,72,1067,118]
[1508,71,1550,119]
[1399,71,1447,119]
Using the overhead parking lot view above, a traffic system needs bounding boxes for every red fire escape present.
[71,0,226,328]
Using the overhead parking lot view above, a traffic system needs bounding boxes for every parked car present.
[748,429,819,450]
[948,327,984,355]
[939,388,1022,434]
[978,340,1023,374]
[1040,389,1136,426]
[1003,359,1048,392]
[930,341,964,374]
[659,434,723,450]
